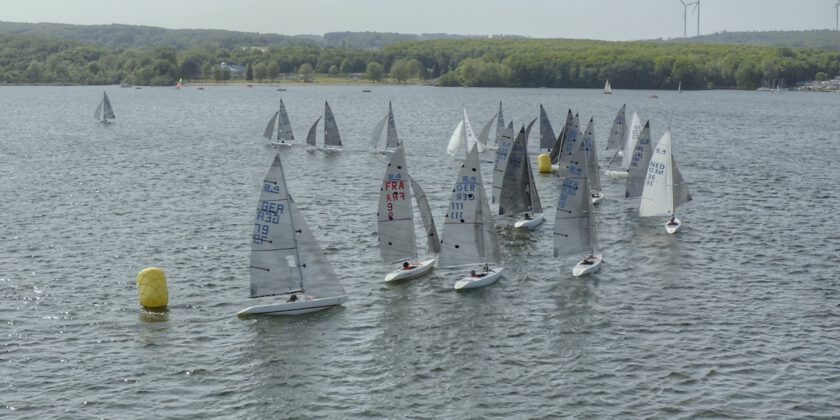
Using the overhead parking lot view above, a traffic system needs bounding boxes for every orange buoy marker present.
[136,267,169,309]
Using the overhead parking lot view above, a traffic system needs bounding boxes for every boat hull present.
[237,295,348,317]
[322,147,342,154]
[591,191,604,205]
[514,214,545,230]
[572,255,602,277]
[384,258,436,282]
[454,266,504,290]
[604,170,628,179]
[665,218,682,234]
[271,142,294,148]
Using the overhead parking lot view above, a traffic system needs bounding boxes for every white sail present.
[277,99,295,141]
[550,110,574,164]
[604,80,612,94]
[494,102,505,147]
[263,111,279,140]
[385,102,400,148]
[408,175,441,255]
[377,145,416,263]
[306,117,322,147]
[439,145,501,268]
[556,112,582,170]
[94,101,102,120]
[539,104,556,150]
[640,131,675,217]
[249,155,345,298]
[463,109,483,153]
[491,122,516,203]
[554,174,598,257]
[477,112,498,148]
[446,120,465,158]
[672,157,693,208]
[605,104,626,151]
[370,114,387,147]
[580,118,601,192]
[625,122,653,198]
[619,112,642,170]
[324,102,342,147]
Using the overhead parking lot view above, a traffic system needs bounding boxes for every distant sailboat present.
[94,92,115,124]
[377,145,440,282]
[370,102,401,154]
[499,121,545,230]
[238,154,348,316]
[446,109,482,158]
[678,81,682,93]
[625,121,654,199]
[605,111,642,179]
[175,78,183,89]
[439,144,504,290]
[263,99,296,147]
[304,102,342,153]
[640,130,693,233]
[603,79,612,94]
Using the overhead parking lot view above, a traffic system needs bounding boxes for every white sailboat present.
[446,109,482,158]
[603,79,612,94]
[238,154,348,316]
[549,109,575,170]
[263,99,295,147]
[491,122,516,204]
[499,121,545,229]
[580,118,604,205]
[378,145,440,282]
[640,130,693,233]
[370,101,401,154]
[94,92,115,124]
[678,81,682,93]
[439,144,504,290]
[554,137,602,277]
[539,104,557,151]
[304,102,343,153]
[605,111,642,179]
[625,121,653,199]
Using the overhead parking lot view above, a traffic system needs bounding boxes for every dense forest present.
[683,30,840,52]
[1,26,839,89]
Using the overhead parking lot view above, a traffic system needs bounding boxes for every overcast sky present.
[3,0,837,41]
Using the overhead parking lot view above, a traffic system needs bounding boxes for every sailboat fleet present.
[239,95,693,315]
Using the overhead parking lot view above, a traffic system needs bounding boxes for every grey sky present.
[3,0,837,41]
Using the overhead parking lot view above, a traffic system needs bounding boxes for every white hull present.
[572,255,602,277]
[376,148,396,155]
[384,258,436,282]
[514,214,545,230]
[591,191,604,205]
[605,169,628,179]
[323,147,342,154]
[270,142,294,148]
[665,218,682,234]
[237,295,348,317]
[454,266,504,290]
[306,146,318,153]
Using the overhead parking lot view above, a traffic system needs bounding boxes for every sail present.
[491,122,516,203]
[539,104,556,150]
[619,112,642,170]
[463,110,483,153]
[385,102,400,148]
[672,157,693,208]
[439,145,499,268]
[446,120,465,158]
[581,118,601,192]
[640,130,674,217]
[263,111,279,140]
[524,118,542,213]
[306,117,322,147]
[277,99,295,141]
[554,175,598,258]
[500,122,541,215]
[606,104,626,150]
[550,110,574,164]
[494,102,505,147]
[477,112,498,148]
[556,112,581,170]
[604,80,612,94]
[249,155,303,297]
[323,102,342,147]
[370,114,387,147]
[102,93,115,120]
[408,175,441,255]
[94,101,103,120]
[377,145,416,263]
[625,122,653,198]
[289,196,346,297]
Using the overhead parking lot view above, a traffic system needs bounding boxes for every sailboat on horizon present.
[604,79,612,94]
[370,101,401,154]
[94,92,115,124]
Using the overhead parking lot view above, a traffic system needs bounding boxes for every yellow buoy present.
[537,153,553,174]
[136,267,169,309]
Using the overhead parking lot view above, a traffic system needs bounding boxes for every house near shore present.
[219,62,246,78]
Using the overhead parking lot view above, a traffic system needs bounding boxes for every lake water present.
[2,84,839,418]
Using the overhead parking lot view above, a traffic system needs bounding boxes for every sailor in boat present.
[402,261,418,270]
[523,213,533,220]
[667,217,678,226]
[469,265,491,278]
[581,255,598,265]
[287,294,298,303]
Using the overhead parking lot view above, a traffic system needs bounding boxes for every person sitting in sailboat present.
[402,261,418,270]
[581,255,598,265]
[667,217,678,226]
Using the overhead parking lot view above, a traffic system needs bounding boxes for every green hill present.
[683,30,840,51]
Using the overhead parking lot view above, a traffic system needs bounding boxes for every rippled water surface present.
[2,85,839,418]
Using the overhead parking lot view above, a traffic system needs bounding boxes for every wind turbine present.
[835,0,839,31]
[695,0,701,36]
[679,0,698,39]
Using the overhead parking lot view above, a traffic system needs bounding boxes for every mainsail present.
[555,133,599,258]
[446,120,465,158]
[619,112,643,170]
[95,92,115,121]
[277,99,295,141]
[491,122,516,203]
[263,111,279,140]
[550,110,574,164]
[324,102,342,147]
[377,145,416,263]
[494,101,505,147]
[385,102,400,148]
[539,104,556,150]
[306,117,322,147]
[499,120,542,216]
[580,118,601,192]
[640,131,675,217]
[408,175,441,255]
[625,121,653,198]
[605,104,626,151]
[477,112,498,149]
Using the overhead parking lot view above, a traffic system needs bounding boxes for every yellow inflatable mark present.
[537,153,553,174]
[136,267,169,309]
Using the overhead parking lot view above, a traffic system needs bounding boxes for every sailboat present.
[499,122,544,229]
[94,92,115,124]
[238,154,348,316]
[491,122,515,204]
[439,144,504,290]
[476,112,498,151]
[604,111,642,178]
[624,121,654,199]
[580,118,604,205]
[378,145,440,282]
[370,102,401,154]
[446,109,482,158]
[603,79,612,94]
[604,104,626,153]
[554,136,602,277]
[305,102,342,153]
[263,99,296,147]
[175,78,183,89]
[539,104,557,151]
[640,130,693,233]
[493,101,505,149]
[678,81,682,93]
[549,109,575,169]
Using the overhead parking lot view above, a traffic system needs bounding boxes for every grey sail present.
[289,197,346,298]
[625,122,653,198]
[581,118,602,192]
[408,175,441,255]
[550,110,574,164]
[606,104,626,150]
[672,157,693,208]
[249,155,302,297]
[491,121,516,203]
[263,111,279,140]
[500,121,541,215]
[102,93,115,120]
[539,104,556,150]
[385,102,400,148]
[477,112,498,148]
[525,117,542,213]
[94,101,103,120]
[377,145,416,264]
[324,102,342,147]
[277,99,295,141]
[494,102,505,147]
[555,111,581,169]
[554,174,598,258]
[370,114,387,147]
[306,117,322,147]
[439,145,500,268]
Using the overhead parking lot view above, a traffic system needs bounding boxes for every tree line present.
[1,33,838,90]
